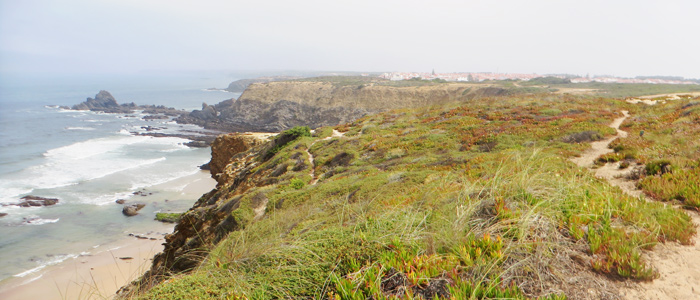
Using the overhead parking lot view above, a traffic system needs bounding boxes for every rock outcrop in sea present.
[17,195,59,207]
[69,90,187,116]
[71,90,136,113]
[122,203,146,216]
[67,91,222,146]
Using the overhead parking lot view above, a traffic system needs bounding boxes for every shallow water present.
[0,74,234,283]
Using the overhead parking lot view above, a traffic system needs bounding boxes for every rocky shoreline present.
[67,90,225,147]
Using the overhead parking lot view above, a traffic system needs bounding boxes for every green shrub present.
[638,168,700,208]
[595,152,623,165]
[289,178,305,190]
[265,126,312,159]
[155,212,183,223]
[284,126,312,138]
[645,160,672,176]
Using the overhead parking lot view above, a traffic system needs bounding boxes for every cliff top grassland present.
[116,85,700,300]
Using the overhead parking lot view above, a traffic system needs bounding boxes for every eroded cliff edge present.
[117,130,303,296]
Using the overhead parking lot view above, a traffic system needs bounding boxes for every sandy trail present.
[307,130,344,185]
[569,111,629,169]
[570,111,700,300]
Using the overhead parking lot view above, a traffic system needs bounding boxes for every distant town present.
[380,71,699,85]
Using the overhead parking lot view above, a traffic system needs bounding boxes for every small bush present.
[638,168,700,208]
[264,126,312,160]
[540,108,562,116]
[289,178,305,190]
[561,131,602,143]
[283,125,312,139]
[645,160,672,176]
[619,161,630,169]
[595,152,623,165]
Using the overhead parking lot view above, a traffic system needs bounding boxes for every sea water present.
[0,73,238,284]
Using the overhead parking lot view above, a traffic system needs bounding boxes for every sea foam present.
[0,133,187,203]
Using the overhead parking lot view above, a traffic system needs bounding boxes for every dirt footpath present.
[570,110,700,300]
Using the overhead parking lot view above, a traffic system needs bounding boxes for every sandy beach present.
[0,170,215,300]
[0,238,165,300]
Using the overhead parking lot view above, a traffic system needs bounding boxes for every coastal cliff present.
[176,78,511,132]
[118,88,700,299]
[118,129,309,296]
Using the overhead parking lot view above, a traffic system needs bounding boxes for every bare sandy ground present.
[555,88,601,95]
[636,92,700,99]
[0,238,164,300]
[569,111,629,169]
[570,110,700,300]
[307,129,345,185]
[240,132,276,140]
[626,92,700,106]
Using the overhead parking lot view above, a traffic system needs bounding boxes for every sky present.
[1,0,699,78]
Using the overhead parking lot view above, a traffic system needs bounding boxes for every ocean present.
[0,73,237,285]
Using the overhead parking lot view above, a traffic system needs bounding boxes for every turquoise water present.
[0,73,236,282]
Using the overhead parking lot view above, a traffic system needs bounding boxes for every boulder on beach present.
[0,213,7,218]
[122,204,146,216]
[18,195,59,207]
[115,199,126,204]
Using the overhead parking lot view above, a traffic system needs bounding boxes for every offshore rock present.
[18,195,59,207]
[71,90,136,113]
[70,91,187,116]
[122,204,146,216]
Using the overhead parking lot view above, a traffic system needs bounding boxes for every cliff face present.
[176,81,501,132]
[207,133,270,185]
[117,131,288,296]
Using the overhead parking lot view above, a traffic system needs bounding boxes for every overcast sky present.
[1,0,698,78]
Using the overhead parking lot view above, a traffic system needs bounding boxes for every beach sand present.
[0,238,165,300]
[0,170,215,300]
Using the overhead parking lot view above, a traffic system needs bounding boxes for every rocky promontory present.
[224,77,298,93]
[177,77,509,132]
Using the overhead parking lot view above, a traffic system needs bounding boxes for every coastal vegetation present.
[120,86,699,299]
[609,100,700,209]
[155,213,183,223]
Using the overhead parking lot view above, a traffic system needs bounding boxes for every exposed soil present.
[571,110,700,300]
[307,130,345,185]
